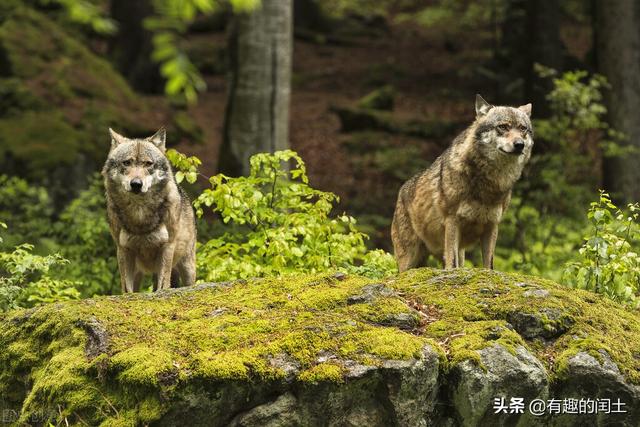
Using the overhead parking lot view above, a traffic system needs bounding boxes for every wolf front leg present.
[481,223,499,269]
[116,247,137,293]
[443,217,460,269]
[156,243,177,290]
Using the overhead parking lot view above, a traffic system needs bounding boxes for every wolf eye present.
[122,160,132,166]
[144,161,153,167]
[519,125,528,133]
[497,124,510,132]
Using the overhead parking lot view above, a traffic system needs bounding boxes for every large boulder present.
[1,268,639,426]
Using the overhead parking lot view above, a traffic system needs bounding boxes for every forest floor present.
[174,16,587,251]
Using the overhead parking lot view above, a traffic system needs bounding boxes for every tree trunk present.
[496,0,563,114]
[596,0,640,203]
[108,0,163,94]
[524,0,563,117]
[220,0,293,176]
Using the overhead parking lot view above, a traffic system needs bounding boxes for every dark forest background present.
[0,0,639,308]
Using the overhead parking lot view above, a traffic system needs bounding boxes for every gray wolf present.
[102,128,196,292]
[391,95,533,271]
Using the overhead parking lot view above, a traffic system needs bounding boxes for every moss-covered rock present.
[0,7,152,172]
[1,269,639,426]
[0,6,204,202]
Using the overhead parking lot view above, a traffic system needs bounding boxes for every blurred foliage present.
[397,0,507,30]
[147,0,259,103]
[0,6,152,188]
[173,150,398,281]
[0,175,53,248]
[318,0,395,19]
[0,241,80,312]
[496,68,620,280]
[564,192,640,307]
[45,0,117,34]
[0,174,117,299]
[52,174,119,297]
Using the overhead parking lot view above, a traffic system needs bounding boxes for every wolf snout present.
[130,178,143,193]
[513,139,525,154]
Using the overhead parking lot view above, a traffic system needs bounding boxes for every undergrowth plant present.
[563,192,639,307]
[53,174,119,297]
[169,149,397,282]
[0,235,80,311]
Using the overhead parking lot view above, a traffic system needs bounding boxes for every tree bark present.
[497,0,563,114]
[220,0,293,176]
[596,0,640,202]
[108,0,163,94]
[524,0,563,117]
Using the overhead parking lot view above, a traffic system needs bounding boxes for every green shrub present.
[174,149,396,282]
[52,174,119,296]
[0,241,80,311]
[563,192,639,307]
[0,175,53,248]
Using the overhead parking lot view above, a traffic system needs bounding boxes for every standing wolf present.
[391,95,533,271]
[103,128,196,292]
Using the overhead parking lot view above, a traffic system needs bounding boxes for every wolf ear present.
[148,127,166,151]
[109,128,127,150]
[518,103,532,117]
[475,94,493,117]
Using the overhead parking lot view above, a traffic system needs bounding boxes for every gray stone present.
[347,283,395,305]
[451,344,549,427]
[229,393,301,427]
[507,308,574,340]
[379,312,419,330]
[383,344,441,427]
[344,360,377,378]
[77,317,109,358]
[523,289,550,298]
[549,350,640,426]
[333,272,348,281]
[268,353,300,381]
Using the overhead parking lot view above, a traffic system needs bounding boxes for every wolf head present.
[473,94,533,162]
[102,128,171,195]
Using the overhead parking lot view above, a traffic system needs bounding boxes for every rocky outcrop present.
[1,268,639,426]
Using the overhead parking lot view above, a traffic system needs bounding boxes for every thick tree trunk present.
[524,0,563,117]
[497,0,562,114]
[220,0,293,176]
[108,0,163,94]
[596,0,640,202]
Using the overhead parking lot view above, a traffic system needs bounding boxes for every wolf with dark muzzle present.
[391,95,533,271]
[102,128,196,292]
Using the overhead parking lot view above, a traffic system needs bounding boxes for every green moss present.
[390,268,640,382]
[0,8,140,106]
[348,328,424,360]
[0,7,156,179]
[110,345,175,387]
[2,268,639,425]
[0,110,82,176]
[298,363,346,383]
